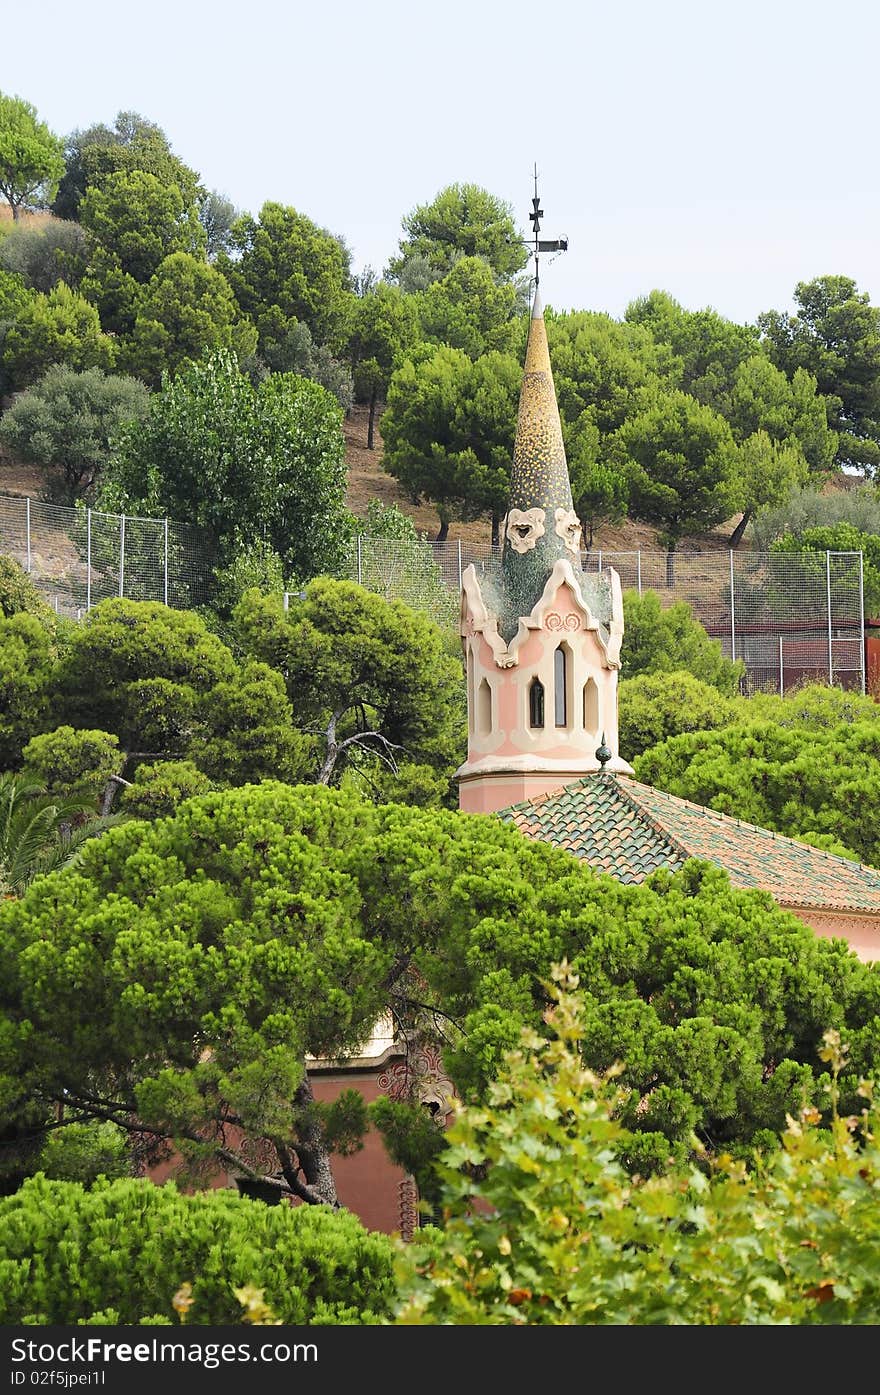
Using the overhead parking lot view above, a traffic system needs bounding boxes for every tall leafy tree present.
[381,345,521,542]
[608,387,741,581]
[101,348,350,580]
[1,282,115,391]
[387,182,528,284]
[221,201,353,357]
[0,220,88,294]
[79,169,206,285]
[0,93,64,220]
[758,276,880,474]
[415,255,519,359]
[347,281,417,448]
[0,363,150,503]
[626,289,760,406]
[123,252,257,386]
[53,111,202,222]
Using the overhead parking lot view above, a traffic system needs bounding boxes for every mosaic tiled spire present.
[500,289,580,614]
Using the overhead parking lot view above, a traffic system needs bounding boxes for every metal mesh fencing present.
[341,539,867,696]
[0,494,210,618]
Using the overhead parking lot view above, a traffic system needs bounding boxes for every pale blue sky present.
[5,0,879,325]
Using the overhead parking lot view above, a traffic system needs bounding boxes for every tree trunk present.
[491,512,500,548]
[729,508,752,549]
[367,387,378,450]
[665,545,676,589]
[291,1075,339,1207]
[10,202,20,223]
[436,518,449,543]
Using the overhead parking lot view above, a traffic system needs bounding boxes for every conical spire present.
[499,290,581,614]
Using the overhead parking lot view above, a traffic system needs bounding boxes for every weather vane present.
[529,163,568,288]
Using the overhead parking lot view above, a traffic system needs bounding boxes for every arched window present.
[554,645,570,728]
[466,646,475,733]
[583,676,599,734]
[478,677,492,735]
[528,677,545,729]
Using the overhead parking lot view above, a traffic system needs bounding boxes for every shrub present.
[621,589,744,694]
[0,1176,396,1325]
[22,726,124,800]
[618,670,737,762]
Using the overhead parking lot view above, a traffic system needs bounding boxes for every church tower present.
[457,195,632,813]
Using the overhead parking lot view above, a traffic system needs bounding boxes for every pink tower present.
[456,288,633,814]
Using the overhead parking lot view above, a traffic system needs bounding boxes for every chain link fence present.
[340,538,866,696]
[0,494,211,617]
[0,495,866,697]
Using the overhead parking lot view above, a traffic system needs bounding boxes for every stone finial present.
[595,733,612,770]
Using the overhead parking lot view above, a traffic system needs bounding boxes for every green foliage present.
[0,219,88,293]
[37,1122,132,1185]
[120,760,213,820]
[0,556,55,628]
[396,970,880,1325]
[382,344,521,539]
[0,613,56,767]
[354,499,458,630]
[0,364,150,503]
[771,523,880,617]
[621,589,744,693]
[222,201,352,356]
[101,348,351,579]
[199,189,239,261]
[0,1175,395,1325]
[1,281,115,390]
[635,714,880,867]
[124,252,256,386]
[0,93,64,218]
[233,579,465,797]
[79,169,206,285]
[387,183,528,284]
[753,483,880,548]
[53,111,202,223]
[189,660,314,787]
[609,387,741,552]
[347,281,417,436]
[759,276,880,474]
[22,726,123,800]
[0,772,118,896]
[626,289,761,406]
[618,670,737,761]
[416,256,519,359]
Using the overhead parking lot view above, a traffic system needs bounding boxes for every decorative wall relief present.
[554,507,582,554]
[506,507,546,554]
[546,611,581,632]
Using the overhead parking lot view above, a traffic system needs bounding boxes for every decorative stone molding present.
[546,611,581,632]
[506,507,546,554]
[554,507,582,554]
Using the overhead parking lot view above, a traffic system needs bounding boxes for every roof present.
[499,773,880,915]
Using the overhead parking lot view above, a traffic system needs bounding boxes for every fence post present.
[163,517,169,607]
[283,592,289,613]
[826,550,833,684]
[779,635,784,695]
[636,551,642,596]
[119,513,126,599]
[357,535,363,586]
[859,549,866,695]
[25,497,31,573]
[457,538,463,590]
[86,509,92,611]
[597,549,603,572]
[729,550,736,662]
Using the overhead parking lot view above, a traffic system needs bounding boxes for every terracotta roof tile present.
[499,774,880,914]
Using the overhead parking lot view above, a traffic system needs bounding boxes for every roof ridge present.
[595,775,688,866]
[620,776,880,876]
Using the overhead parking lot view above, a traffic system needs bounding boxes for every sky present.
[4,0,880,326]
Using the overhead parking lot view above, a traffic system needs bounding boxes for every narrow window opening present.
[466,646,475,733]
[583,676,599,734]
[528,677,545,729]
[554,646,568,727]
[478,677,492,735]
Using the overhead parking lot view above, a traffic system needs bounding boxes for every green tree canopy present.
[0,219,88,293]
[0,363,150,503]
[387,182,528,285]
[221,201,352,356]
[53,110,202,223]
[0,93,64,220]
[347,281,418,448]
[123,251,256,386]
[79,168,206,285]
[415,255,519,359]
[618,669,738,761]
[758,276,880,474]
[232,578,466,799]
[609,387,741,571]
[1,281,115,390]
[381,344,522,542]
[625,289,760,406]
[100,348,351,578]
[620,589,744,693]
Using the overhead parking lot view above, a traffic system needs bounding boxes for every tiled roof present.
[499,774,880,914]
